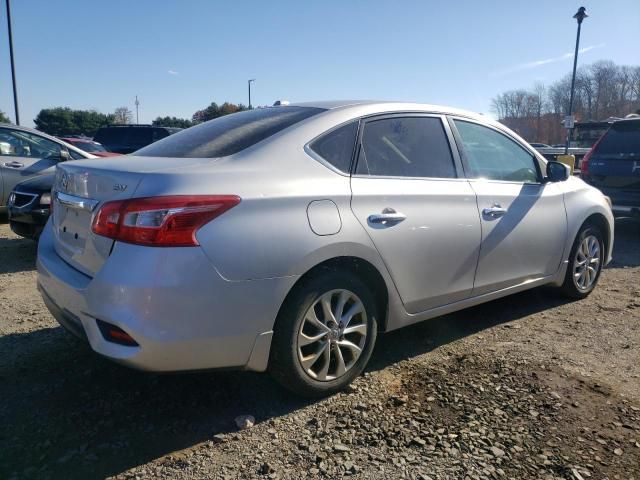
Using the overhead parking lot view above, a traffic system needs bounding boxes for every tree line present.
[7,101,249,137]
[492,60,640,145]
[152,102,248,128]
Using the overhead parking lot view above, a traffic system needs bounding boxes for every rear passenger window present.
[355,117,456,178]
[309,122,358,173]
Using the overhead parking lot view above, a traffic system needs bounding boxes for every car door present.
[0,128,62,205]
[350,115,481,314]
[449,118,567,296]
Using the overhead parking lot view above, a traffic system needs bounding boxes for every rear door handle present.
[482,205,508,219]
[368,208,407,225]
[3,161,24,168]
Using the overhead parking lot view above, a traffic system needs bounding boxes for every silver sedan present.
[37,101,614,396]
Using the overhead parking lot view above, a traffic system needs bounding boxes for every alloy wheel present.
[573,234,601,290]
[297,289,368,381]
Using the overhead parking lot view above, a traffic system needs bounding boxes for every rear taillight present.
[581,131,606,176]
[91,195,240,247]
[581,148,593,176]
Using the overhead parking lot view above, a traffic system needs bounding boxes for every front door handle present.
[3,160,24,168]
[482,205,508,219]
[368,208,407,225]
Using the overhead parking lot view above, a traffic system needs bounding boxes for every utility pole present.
[565,6,588,155]
[5,0,20,125]
[135,95,140,124]
[248,79,255,109]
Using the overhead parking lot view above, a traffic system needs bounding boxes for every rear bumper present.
[37,222,297,372]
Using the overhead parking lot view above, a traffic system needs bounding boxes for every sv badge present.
[113,184,128,191]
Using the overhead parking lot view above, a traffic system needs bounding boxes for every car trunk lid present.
[52,164,143,277]
[51,156,214,277]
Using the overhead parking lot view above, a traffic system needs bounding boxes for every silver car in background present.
[0,124,94,209]
[37,101,614,396]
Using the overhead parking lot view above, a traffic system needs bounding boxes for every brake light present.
[92,195,240,246]
[581,132,606,176]
[581,148,593,175]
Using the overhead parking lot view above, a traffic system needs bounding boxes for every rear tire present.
[269,269,378,397]
[559,224,605,299]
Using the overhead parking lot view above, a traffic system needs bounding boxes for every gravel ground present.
[1,217,639,480]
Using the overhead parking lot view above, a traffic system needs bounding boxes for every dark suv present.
[582,117,640,217]
[93,125,181,154]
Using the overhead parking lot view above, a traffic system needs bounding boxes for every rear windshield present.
[597,121,640,155]
[135,106,325,158]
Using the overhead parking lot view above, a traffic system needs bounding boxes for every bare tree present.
[531,83,545,139]
[113,107,133,124]
[491,60,640,143]
[575,67,595,120]
[590,60,619,119]
[631,66,640,102]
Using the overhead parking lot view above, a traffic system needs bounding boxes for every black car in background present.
[93,125,181,154]
[7,173,54,239]
[581,117,640,218]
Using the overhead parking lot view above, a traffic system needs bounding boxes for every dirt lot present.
[1,218,639,480]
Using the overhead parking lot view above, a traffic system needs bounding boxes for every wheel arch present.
[563,182,615,268]
[274,256,391,334]
[581,212,611,258]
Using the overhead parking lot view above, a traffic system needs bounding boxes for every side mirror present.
[546,161,570,182]
[58,149,71,162]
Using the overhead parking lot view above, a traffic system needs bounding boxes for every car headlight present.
[40,193,52,205]
[604,196,612,209]
[8,192,15,206]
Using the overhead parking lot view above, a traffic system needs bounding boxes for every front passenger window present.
[453,120,539,183]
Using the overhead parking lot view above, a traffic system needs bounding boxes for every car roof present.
[60,137,95,143]
[290,100,488,120]
[613,117,640,125]
[97,124,178,129]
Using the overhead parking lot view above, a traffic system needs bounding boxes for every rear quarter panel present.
[191,152,388,282]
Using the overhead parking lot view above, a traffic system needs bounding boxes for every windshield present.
[135,107,325,158]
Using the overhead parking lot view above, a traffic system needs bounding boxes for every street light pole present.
[135,95,140,124]
[248,79,255,109]
[5,0,20,125]
[565,6,588,155]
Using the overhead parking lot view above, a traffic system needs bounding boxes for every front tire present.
[559,224,605,299]
[269,269,378,397]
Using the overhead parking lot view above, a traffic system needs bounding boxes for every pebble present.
[490,446,506,458]
[235,415,255,430]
